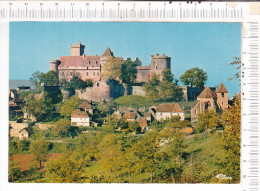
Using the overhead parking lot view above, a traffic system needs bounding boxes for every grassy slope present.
[114,95,196,109]
[184,130,225,178]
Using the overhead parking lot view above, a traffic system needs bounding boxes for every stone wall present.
[77,80,112,102]
[35,123,53,130]
[180,86,216,101]
[132,86,146,97]
[61,88,75,101]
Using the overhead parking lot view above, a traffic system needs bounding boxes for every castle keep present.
[50,42,171,83]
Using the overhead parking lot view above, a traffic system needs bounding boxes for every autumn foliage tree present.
[102,57,122,81]
[195,110,221,138]
[221,99,241,182]
[30,136,48,168]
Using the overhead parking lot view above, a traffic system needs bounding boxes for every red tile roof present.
[71,110,89,118]
[216,82,228,93]
[103,47,114,57]
[123,112,136,120]
[58,56,101,67]
[197,86,217,99]
[155,103,184,113]
[78,101,93,109]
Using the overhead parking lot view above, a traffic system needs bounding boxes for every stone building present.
[150,103,185,121]
[50,42,171,101]
[135,53,171,83]
[50,42,171,84]
[71,109,91,126]
[191,82,228,123]
[9,121,32,140]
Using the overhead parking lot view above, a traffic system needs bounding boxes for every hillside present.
[183,130,227,182]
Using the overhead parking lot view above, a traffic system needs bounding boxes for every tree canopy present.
[30,136,48,168]
[180,68,208,88]
[121,59,137,85]
[102,57,122,81]
[59,96,81,118]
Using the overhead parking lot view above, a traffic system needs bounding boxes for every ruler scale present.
[242,19,259,191]
[0,1,259,191]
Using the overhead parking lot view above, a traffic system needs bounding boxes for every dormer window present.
[221,93,224,97]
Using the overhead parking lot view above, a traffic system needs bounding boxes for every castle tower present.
[70,42,85,56]
[133,58,142,66]
[216,82,228,110]
[150,54,171,79]
[50,60,60,73]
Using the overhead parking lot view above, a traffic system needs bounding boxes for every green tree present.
[85,79,94,87]
[158,81,183,102]
[52,118,71,137]
[196,110,221,138]
[60,96,81,118]
[29,71,41,87]
[69,76,88,90]
[30,137,48,168]
[44,70,59,86]
[97,101,117,117]
[150,73,160,86]
[180,68,208,88]
[22,93,54,122]
[221,99,240,182]
[162,69,174,82]
[102,57,122,81]
[143,73,160,101]
[121,59,137,85]
[9,157,21,182]
[45,154,83,183]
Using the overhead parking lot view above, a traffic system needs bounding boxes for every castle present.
[50,42,171,84]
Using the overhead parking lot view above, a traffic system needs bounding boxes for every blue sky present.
[10,22,241,97]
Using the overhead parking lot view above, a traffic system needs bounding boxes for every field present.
[12,153,62,171]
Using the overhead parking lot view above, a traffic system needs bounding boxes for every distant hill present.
[9,80,35,89]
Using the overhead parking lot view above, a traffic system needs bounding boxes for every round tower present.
[50,60,60,73]
[150,54,171,79]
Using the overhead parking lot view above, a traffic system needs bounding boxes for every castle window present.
[96,61,98,64]
[61,72,64,76]
[70,72,73,76]
[87,67,88,70]
[221,93,224,97]
[88,61,91,64]
[97,72,99,76]
[97,83,99,87]
[93,72,95,76]
[156,66,157,69]
[86,72,88,76]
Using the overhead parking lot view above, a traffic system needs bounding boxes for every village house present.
[78,100,94,115]
[150,103,185,121]
[9,121,32,140]
[112,110,123,120]
[191,82,229,123]
[123,112,137,122]
[71,109,92,126]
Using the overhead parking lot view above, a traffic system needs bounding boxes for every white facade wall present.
[155,112,185,121]
[71,117,91,126]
